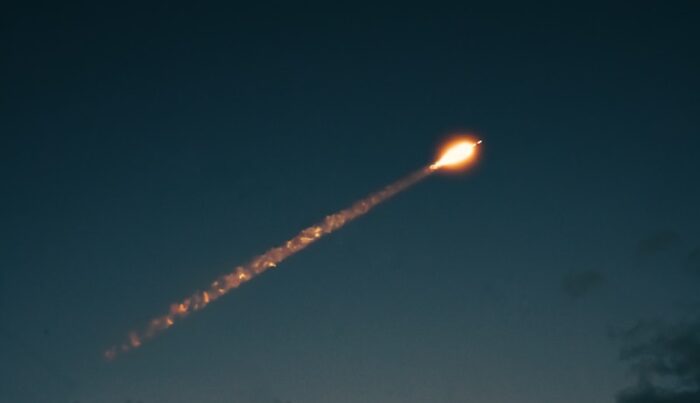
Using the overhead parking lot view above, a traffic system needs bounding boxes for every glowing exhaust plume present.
[430,139,482,170]
[105,139,481,360]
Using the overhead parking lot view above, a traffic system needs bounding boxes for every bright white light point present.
[430,140,481,170]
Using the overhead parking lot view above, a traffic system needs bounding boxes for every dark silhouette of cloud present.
[561,270,605,299]
[615,318,700,403]
[638,231,681,256]
[618,386,700,403]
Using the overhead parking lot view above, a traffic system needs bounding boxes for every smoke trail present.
[105,167,432,359]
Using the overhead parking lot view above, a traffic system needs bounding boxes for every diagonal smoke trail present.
[105,167,433,359]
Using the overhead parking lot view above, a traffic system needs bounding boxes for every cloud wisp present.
[615,318,700,403]
[637,231,681,257]
[561,270,605,299]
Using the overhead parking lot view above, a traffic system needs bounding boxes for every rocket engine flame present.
[430,139,482,170]
[104,137,483,360]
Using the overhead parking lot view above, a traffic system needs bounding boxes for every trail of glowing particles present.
[105,139,482,360]
[104,167,433,360]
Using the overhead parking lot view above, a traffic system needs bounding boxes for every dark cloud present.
[618,386,700,403]
[561,270,605,299]
[615,318,700,403]
[686,247,700,274]
[638,231,681,256]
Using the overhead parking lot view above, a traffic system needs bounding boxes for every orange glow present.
[104,136,487,360]
[104,167,432,360]
[128,332,141,348]
[430,137,482,170]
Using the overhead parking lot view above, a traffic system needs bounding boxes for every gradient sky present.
[2,3,700,403]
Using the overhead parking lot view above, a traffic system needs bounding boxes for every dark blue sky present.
[2,3,700,403]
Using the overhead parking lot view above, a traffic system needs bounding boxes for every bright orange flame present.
[104,137,486,361]
[430,138,482,170]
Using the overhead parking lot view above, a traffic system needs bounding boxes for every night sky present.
[2,3,700,403]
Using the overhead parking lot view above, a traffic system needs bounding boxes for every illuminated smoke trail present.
[105,138,480,360]
[105,168,432,360]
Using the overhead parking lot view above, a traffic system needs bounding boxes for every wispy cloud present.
[561,270,605,299]
[615,318,700,403]
[637,231,681,256]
